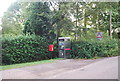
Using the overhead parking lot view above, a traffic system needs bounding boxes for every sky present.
[0,0,17,30]
[0,0,17,17]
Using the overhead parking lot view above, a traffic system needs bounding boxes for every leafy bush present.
[1,34,119,65]
[2,35,58,65]
[71,39,118,59]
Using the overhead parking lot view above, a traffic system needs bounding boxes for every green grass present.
[0,58,64,71]
[90,56,104,59]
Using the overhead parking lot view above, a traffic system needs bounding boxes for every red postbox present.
[49,45,54,51]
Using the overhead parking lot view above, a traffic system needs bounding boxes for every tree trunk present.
[96,4,99,31]
[84,8,87,35]
[75,2,79,40]
[84,8,86,29]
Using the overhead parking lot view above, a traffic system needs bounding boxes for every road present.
[48,56,118,79]
[1,56,118,79]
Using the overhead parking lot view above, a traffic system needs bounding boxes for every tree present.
[23,2,53,37]
[50,2,74,38]
[1,2,23,36]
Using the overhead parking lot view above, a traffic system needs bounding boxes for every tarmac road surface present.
[1,56,118,79]
[48,56,118,79]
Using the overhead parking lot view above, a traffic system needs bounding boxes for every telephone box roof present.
[58,37,70,39]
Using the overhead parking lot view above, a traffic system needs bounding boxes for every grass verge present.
[0,58,64,71]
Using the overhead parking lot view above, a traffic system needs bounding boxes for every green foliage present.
[50,2,74,38]
[2,35,58,65]
[1,2,23,36]
[23,2,53,37]
[71,39,118,59]
[1,2,119,65]
[1,2,119,39]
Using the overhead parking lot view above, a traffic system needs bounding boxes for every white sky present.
[0,0,17,30]
[0,0,17,17]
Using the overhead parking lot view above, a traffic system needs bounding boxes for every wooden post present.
[110,9,112,39]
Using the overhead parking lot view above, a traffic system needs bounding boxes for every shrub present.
[71,39,118,59]
[2,35,57,65]
[2,34,118,65]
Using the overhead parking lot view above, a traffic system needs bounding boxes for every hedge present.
[1,35,119,65]
[2,35,58,65]
[71,39,118,59]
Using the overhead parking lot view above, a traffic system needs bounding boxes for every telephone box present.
[58,37,71,58]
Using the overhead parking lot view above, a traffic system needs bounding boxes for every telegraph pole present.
[109,3,112,39]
